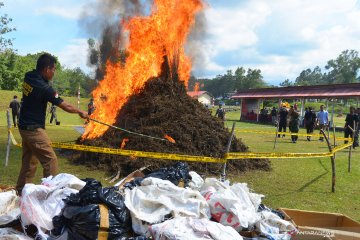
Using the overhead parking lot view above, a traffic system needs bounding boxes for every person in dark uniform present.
[215,104,226,120]
[304,107,316,141]
[278,105,288,138]
[88,98,95,116]
[49,103,60,125]
[9,95,21,127]
[16,53,88,194]
[344,106,359,147]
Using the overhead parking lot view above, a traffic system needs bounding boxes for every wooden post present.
[348,122,355,173]
[321,129,336,192]
[221,122,236,182]
[273,122,279,150]
[5,110,12,166]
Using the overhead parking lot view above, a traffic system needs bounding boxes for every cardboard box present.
[279,208,360,240]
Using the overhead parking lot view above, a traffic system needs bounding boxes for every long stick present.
[321,129,336,193]
[5,110,12,166]
[88,117,173,143]
[221,122,236,182]
[273,122,279,150]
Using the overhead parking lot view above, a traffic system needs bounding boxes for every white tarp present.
[124,177,210,236]
[0,190,20,226]
[20,174,85,239]
[150,217,243,240]
[0,227,32,240]
[200,178,263,231]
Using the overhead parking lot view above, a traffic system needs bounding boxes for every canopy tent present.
[231,83,360,124]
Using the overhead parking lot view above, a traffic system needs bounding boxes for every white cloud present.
[200,0,360,85]
[36,6,83,20]
[56,38,92,72]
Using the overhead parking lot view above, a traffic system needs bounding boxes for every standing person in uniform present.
[316,105,329,141]
[271,107,277,125]
[215,104,226,120]
[88,98,95,116]
[344,106,359,147]
[278,104,288,138]
[16,53,88,194]
[304,107,316,141]
[9,95,21,127]
[49,103,60,125]
[288,106,300,143]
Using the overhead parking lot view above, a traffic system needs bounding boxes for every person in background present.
[271,107,277,125]
[16,53,88,194]
[49,103,60,125]
[278,104,288,138]
[316,105,329,141]
[344,106,359,148]
[88,98,95,116]
[304,107,316,141]
[9,95,21,127]
[289,106,300,143]
[215,104,226,120]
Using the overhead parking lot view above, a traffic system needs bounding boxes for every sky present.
[3,0,360,85]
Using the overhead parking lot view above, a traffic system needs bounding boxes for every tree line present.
[0,50,96,97]
[189,49,360,98]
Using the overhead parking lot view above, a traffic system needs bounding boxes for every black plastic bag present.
[124,162,190,189]
[51,179,147,240]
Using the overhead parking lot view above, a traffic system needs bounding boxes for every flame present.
[164,134,176,143]
[120,138,129,149]
[83,0,204,139]
[194,82,200,92]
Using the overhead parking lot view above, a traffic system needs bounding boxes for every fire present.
[120,138,129,149]
[83,0,204,139]
[194,82,200,92]
[164,134,176,143]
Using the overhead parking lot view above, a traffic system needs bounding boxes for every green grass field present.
[1,90,359,221]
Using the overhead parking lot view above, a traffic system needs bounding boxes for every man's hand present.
[78,110,88,119]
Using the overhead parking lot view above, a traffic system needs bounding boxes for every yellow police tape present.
[235,129,353,141]
[8,129,353,163]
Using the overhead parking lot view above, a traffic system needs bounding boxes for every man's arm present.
[58,101,88,119]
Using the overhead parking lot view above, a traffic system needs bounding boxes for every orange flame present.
[83,0,204,139]
[194,82,200,92]
[164,134,176,143]
[120,138,129,149]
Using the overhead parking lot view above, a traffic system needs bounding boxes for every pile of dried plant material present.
[76,62,270,177]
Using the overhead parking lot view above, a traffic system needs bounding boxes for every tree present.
[324,49,360,84]
[0,2,16,51]
[279,79,293,87]
[294,66,324,86]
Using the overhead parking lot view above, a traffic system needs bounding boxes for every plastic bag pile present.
[0,163,297,240]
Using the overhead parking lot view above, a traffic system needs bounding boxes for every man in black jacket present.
[9,95,21,127]
[304,107,316,141]
[16,53,88,194]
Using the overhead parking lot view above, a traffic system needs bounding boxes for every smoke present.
[79,0,207,80]
[79,0,151,80]
[186,11,208,76]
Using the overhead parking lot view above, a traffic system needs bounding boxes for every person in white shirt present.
[316,105,329,141]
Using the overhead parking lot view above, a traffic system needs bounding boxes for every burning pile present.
[77,59,270,175]
[75,0,270,175]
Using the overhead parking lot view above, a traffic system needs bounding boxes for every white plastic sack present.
[0,190,20,226]
[0,227,32,240]
[200,178,263,231]
[124,177,210,236]
[41,173,86,190]
[188,171,204,190]
[20,174,85,239]
[150,217,243,240]
[255,211,297,240]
